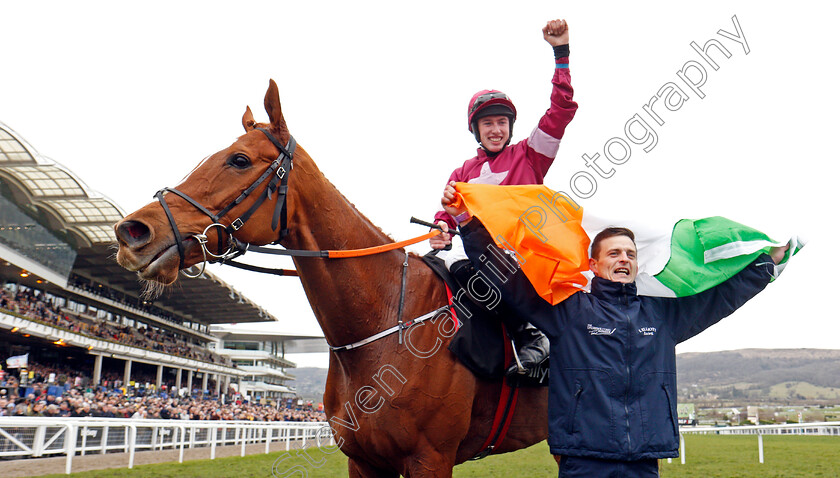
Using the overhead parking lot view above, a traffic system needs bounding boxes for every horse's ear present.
[264,79,289,140]
[242,106,257,132]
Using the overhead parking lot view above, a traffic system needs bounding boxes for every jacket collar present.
[476,146,505,160]
[590,276,638,303]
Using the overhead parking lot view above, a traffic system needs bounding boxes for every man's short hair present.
[591,227,636,259]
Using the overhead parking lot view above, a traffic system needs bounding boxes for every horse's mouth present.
[137,242,183,283]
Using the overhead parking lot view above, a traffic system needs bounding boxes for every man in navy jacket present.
[440,184,788,477]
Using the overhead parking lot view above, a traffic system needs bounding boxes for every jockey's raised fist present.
[543,19,569,46]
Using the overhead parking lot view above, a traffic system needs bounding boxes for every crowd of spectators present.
[0,360,325,422]
[1,360,179,398]
[0,390,326,422]
[0,284,230,365]
[0,277,325,425]
[69,274,180,324]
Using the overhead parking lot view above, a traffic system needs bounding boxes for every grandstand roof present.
[0,121,280,325]
[0,124,119,247]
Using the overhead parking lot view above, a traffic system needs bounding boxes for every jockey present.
[430,19,578,377]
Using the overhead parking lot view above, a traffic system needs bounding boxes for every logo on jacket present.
[469,162,509,185]
[638,327,657,336]
[587,324,616,336]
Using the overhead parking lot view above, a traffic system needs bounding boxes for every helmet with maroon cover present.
[467,90,517,143]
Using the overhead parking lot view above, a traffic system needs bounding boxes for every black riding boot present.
[502,318,550,376]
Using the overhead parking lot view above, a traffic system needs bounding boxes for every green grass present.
[660,435,840,478]
[43,435,840,477]
[768,382,840,400]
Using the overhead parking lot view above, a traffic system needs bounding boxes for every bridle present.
[151,126,449,352]
[154,127,296,278]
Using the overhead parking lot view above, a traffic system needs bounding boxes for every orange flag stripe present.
[455,183,590,305]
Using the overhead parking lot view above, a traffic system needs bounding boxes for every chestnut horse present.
[114,80,547,477]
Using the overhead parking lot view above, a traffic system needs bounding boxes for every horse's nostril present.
[117,220,151,247]
[126,222,145,239]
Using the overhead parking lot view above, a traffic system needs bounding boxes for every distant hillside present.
[288,350,840,405]
[288,367,327,402]
[677,349,840,403]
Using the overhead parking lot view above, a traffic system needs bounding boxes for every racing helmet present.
[467,89,517,143]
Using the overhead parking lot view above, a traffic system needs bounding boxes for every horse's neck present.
[282,157,405,349]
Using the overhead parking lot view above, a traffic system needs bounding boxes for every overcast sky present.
[1,2,835,367]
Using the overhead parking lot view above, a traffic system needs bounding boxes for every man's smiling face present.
[589,235,638,284]
[477,115,510,153]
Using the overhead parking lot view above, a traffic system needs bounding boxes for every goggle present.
[469,92,510,116]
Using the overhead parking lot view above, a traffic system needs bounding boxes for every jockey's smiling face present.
[477,115,510,153]
[589,235,638,284]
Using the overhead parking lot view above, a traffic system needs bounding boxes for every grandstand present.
[211,324,328,401]
[0,120,324,399]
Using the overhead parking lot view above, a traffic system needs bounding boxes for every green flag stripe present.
[693,216,773,250]
[653,219,768,297]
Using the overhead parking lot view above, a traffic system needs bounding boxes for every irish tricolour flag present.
[453,183,804,305]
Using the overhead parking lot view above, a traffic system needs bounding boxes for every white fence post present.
[680,433,685,465]
[210,426,217,460]
[101,425,109,455]
[80,425,88,456]
[758,433,764,464]
[65,424,77,475]
[178,425,186,463]
[32,424,46,457]
[128,424,137,469]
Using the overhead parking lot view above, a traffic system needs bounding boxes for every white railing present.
[672,421,840,465]
[680,421,840,436]
[0,417,333,474]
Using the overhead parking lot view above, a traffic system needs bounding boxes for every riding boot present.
[449,259,474,286]
[502,319,550,377]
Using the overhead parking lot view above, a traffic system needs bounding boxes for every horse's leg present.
[402,449,457,478]
[347,457,399,478]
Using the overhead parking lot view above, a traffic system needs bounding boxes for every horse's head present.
[115,79,298,286]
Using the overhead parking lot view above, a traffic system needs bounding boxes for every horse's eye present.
[227,154,251,169]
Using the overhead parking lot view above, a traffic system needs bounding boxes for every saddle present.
[422,251,549,387]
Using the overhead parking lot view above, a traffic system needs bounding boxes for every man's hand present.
[429,220,452,250]
[543,19,569,46]
[441,181,469,222]
[769,243,790,265]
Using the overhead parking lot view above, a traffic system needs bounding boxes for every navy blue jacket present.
[461,219,774,460]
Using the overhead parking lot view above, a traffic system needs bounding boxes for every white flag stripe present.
[703,239,783,264]
[581,213,679,277]
[635,274,679,298]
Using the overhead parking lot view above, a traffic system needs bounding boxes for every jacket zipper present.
[663,384,679,437]
[622,284,632,454]
[571,384,583,434]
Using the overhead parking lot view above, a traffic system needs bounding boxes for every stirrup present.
[469,445,495,461]
[507,339,527,375]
